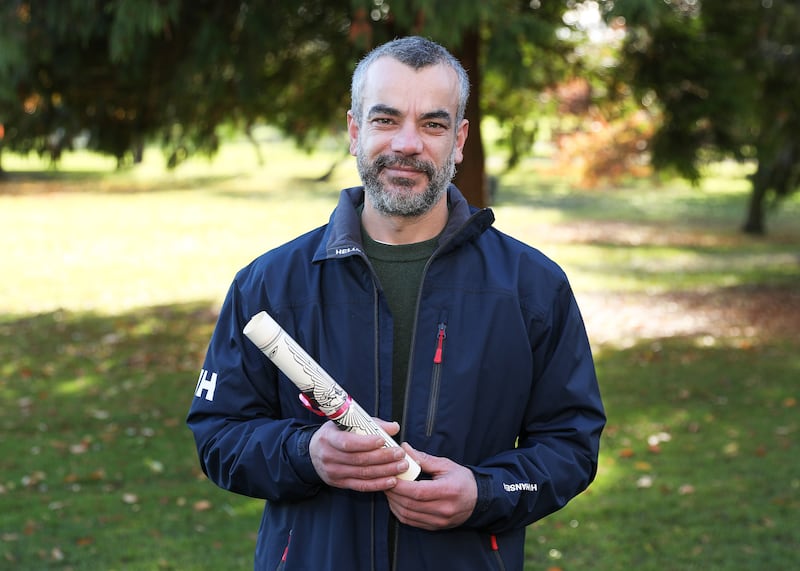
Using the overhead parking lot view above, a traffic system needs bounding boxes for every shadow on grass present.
[0,166,348,204]
[0,169,245,195]
[1,300,798,569]
[495,167,800,239]
[0,302,260,569]
[496,177,752,224]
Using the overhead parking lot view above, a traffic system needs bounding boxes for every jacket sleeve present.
[186,277,324,502]
[464,280,605,533]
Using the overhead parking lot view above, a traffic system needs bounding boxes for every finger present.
[375,418,401,437]
[328,457,407,492]
[385,493,450,530]
[344,475,399,493]
[326,425,387,453]
[322,441,408,473]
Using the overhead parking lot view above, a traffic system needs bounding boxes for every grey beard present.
[357,151,456,218]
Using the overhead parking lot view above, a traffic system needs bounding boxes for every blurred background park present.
[1,1,798,569]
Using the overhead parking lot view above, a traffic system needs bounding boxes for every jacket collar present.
[313,185,495,263]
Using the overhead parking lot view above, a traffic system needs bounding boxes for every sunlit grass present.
[1,135,353,316]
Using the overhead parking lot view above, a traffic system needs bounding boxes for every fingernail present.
[397,461,408,473]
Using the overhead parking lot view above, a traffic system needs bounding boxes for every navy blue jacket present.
[187,185,605,570]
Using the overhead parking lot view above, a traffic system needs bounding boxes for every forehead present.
[361,57,460,116]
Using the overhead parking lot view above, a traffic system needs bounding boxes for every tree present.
[0,1,584,208]
[604,0,800,234]
[0,0,358,168]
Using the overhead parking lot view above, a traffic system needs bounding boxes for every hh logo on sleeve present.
[195,369,218,401]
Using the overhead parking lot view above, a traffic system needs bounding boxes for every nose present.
[391,122,423,156]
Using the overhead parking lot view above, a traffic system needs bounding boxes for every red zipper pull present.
[433,323,446,364]
[281,531,292,561]
[490,534,499,551]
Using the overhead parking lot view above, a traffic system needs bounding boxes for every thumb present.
[375,418,401,437]
[401,443,443,475]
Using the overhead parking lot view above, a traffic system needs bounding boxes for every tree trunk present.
[453,29,489,208]
[742,161,768,235]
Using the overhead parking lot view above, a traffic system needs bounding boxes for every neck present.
[361,198,448,245]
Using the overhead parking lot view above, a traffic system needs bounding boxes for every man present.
[187,36,605,571]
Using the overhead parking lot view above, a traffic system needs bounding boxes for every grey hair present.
[350,36,470,125]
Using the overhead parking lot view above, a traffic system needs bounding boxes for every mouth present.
[383,166,423,179]
[377,156,433,181]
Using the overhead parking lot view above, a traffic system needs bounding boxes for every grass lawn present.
[1,137,798,570]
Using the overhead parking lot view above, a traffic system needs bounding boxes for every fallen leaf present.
[89,469,106,481]
[145,459,164,474]
[193,500,212,512]
[122,493,139,505]
[69,441,89,455]
[619,448,635,458]
[723,442,739,457]
[50,547,65,561]
[647,432,672,446]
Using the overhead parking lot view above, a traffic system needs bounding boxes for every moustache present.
[374,155,435,179]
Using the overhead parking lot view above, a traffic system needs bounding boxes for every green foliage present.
[108,0,181,62]
[0,0,359,166]
[0,0,588,172]
[606,0,800,233]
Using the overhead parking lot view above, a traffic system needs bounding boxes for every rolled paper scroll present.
[243,311,421,481]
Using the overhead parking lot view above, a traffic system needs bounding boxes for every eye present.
[422,121,450,133]
[371,117,396,126]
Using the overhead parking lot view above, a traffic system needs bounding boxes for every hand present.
[384,444,477,531]
[309,419,410,493]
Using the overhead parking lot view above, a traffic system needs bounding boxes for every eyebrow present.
[367,104,402,118]
[420,110,453,125]
[366,104,453,125]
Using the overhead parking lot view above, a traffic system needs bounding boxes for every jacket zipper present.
[355,208,489,568]
[371,279,381,571]
[426,321,446,437]
[357,255,382,571]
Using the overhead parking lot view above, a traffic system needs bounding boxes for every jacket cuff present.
[464,470,493,526]
[289,424,324,485]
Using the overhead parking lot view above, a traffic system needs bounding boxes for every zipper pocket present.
[426,322,446,437]
[275,531,291,571]
[491,534,507,571]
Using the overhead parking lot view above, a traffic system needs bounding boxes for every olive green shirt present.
[361,229,438,424]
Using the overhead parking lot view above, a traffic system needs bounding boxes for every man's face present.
[348,58,469,218]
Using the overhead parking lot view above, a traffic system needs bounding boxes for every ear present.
[347,111,359,156]
[453,119,469,164]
